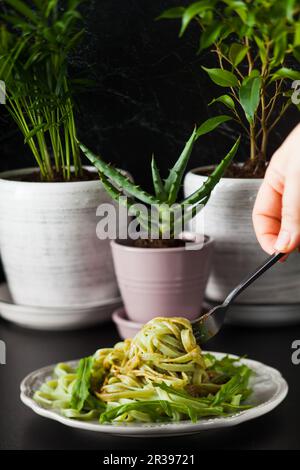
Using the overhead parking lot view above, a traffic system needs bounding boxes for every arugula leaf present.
[85,394,106,412]
[212,366,252,406]
[99,398,221,424]
[71,356,94,411]
[205,353,248,377]
[100,401,167,423]
[155,383,223,415]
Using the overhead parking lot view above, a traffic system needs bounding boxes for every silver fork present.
[192,252,284,344]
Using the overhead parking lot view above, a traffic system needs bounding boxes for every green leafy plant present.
[79,130,240,240]
[160,0,300,174]
[0,0,87,181]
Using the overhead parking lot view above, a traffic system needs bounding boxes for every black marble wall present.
[0,0,299,192]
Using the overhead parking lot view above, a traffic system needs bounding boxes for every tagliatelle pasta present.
[34,317,253,423]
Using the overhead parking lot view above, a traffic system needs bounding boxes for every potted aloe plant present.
[79,130,240,322]
[161,0,300,323]
[0,1,124,310]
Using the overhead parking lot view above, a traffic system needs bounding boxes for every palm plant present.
[79,131,240,240]
[160,0,300,175]
[0,0,86,181]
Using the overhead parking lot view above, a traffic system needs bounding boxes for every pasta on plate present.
[34,317,253,423]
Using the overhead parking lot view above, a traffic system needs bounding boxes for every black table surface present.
[0,316,300,451]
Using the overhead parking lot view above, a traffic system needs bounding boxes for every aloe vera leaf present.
[98,172,156,234]
[181,137,240,206]
[151,154,167,202]
[164,128,197,204]
[79,142,160,206]
[169,196,209,237]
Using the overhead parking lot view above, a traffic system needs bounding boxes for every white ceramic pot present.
[0,167,125,307]
[184,167,300,307]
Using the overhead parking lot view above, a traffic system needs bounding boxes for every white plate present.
[20,352,288,437]
[0,283,122,330]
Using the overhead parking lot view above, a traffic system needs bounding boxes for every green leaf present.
[179,1,214,37]
[45,0,58,18]
[286,0,296,21]
[24,123,48,143]
[212,365,251,406]
[248,69,260,78]
[3,0,39,23]
[182,136,240,206]
[65,29,85,52]
[202,67,239,87]
[254,35,267,65]
[71,357,94,411]
[223,0,248,23]
[270,33,287,68]
[209,94,236,111]
[151,155,167,202]
[196,115,232,138]
[0,13,34,30]
[164,128,197,204]
[199,23,223,52]
[235,7,248,24]
[98,173,153,233]
[271,67,300,81]
[218,24,233,42]
[157,7,185,20]
[294,23,300,47]
[228,43,249,67]
[239,74,261,124]
[79,142,161,206]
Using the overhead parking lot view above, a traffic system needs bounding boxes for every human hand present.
[253,123,300,256]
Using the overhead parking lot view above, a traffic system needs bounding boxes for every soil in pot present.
[4,168,100,183]
[116,238,195,249]
[132,238,186,249]
[197,159,268,179]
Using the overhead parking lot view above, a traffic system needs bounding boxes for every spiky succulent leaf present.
[98,172,154,233]
[181,137,240,206]
[79,142,160,206]
[170,196,209,237]
[164,128,197,204]
[151,154,167,202]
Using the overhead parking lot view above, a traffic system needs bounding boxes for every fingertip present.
[255,232,278,256]
[274,230,300,254]
[274,230,291,253]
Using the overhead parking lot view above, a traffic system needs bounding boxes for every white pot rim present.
[111,233,214,254]
[188,165,263,182]
[0,166,99,186]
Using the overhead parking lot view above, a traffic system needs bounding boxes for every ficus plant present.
[160,0,300,175]
[0,0,87,181]
[79,131,240,241]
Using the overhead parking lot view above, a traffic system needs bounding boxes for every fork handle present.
[224,252,285,306]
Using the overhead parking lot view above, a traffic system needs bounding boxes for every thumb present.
[274,169,300,253]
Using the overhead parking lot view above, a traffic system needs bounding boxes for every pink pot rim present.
[110,233,214,254]
[112,307,143,329]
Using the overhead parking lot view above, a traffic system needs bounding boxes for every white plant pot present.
[0,167,125,308]
[184,168,300,321]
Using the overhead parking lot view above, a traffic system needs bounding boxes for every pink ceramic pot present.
[110,234,214,322]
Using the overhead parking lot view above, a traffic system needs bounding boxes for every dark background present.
[1,0,300,191]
